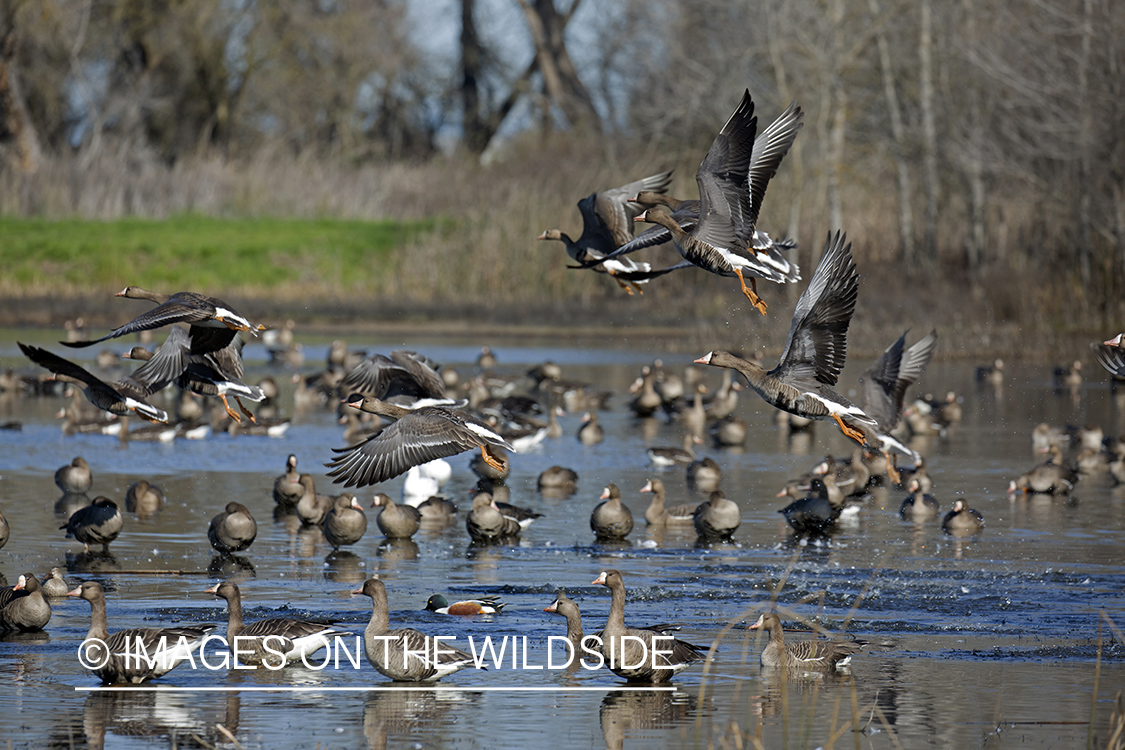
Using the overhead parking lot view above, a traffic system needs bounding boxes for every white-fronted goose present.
[62,497,123,552]
[0,574,51,631]
[695,231,878,446]
[899,479,940,519]
[70,581,212,683]
[322,494,367,548]
[55,457,93,494]
[41,567,70,597]
[641,478,696,525]
[860,329,938,478]
[592,570,706,682]
[354,577,478,682]
[591,484,634,540]
[371,493,422,539]
[1008,444,1077,495]
[628,368,663,417]
[779,479,842,536]
[710,415,748,446]
[942,499,984,535]
[207,581,341,668]
[693,490,741,541]
[538,170,674,294]
[469,444,510,481]
[295,475,334,526]
[19,343,169,423]
[326,395,513,488]
[0,509,7,550]
[64,286,264,355]
[647,434,700,467]
[125,480,165,516]
[577,411,605,445]
[424,594,505,615]
[208,501,257,555]
[273,454,303,508]
[686,456,722,491]
[465,492,522,543]
[339,350,445,401]
[749,612,860,670]
[416,494,458,522]
[544,590,585,657]
[122,325,263,424]
[538,465,578,492]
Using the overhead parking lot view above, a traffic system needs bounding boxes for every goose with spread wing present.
[695,231,876,445]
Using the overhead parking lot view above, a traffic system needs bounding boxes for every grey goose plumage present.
[591,484,634,540]
[354,577,479,682]
[326,396,514,488]
[693,490,741,541]
[0,573,51,631]
[62,497,123,552]
[55,456,93,494]
[372,493,422,539]
[860,329,938,473]
[749,612,860,671]
[208,501,257,555]
[322,493,368,547]
[70,581,212,683]
[207,581,341,668]
[696,231,877,447]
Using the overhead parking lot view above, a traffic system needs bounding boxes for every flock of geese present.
[5,87,1125,687]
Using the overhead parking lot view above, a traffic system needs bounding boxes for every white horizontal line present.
[75,685,676,693]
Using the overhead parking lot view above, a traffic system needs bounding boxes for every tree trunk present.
[919,0,939,265]
[826,0,847,233]
[1076,0,1094,288]
[0,4,40,174]
[460,0,490,154]
[869,0,914,264]
[518,0,600,132]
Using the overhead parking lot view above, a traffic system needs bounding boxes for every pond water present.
[0,331,1122,749]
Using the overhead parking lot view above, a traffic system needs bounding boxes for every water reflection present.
[55,492,91,518]
[208,554,256,578]
[65,549,120,574]
[324,549,365,583]
[600,689,693,750]
[81,691,207,750]
[362,688,474,750]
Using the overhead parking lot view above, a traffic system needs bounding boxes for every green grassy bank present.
[0,215,435,295]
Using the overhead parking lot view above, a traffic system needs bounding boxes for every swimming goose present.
[577,411,605,445]
[695,231,878,447]
[749,612,860,671]
[295,475,334,526]
[1008,444,1077,495]
[641,478,696,525]
[371,493,422,539]
[63,287,264,355]
[686,456,722,491]
[207,581,341,668]
[354,577,479,682]
[0,573,51,631]
[778,478,843,535]
[55,457,93,494]
[465,492,522,543]
[273,454,303,508]
[208,501,257,555]
[62,497,123,552]
[898,478,940,519]
[322,494,367,548]
[19,343,169,423]
[647,434,701,467]
[124,480,165,516]
[592,570,706,682]
[942,499,984,535]
[544,590,586,657]
[693,490,741,541]
[591,484,634,540]
[538,465,579,493]
[326,396,513,488]
[70,581,212,683]
[41,567,71,598]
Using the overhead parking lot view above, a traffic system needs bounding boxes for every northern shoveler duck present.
[61,497,123,552]
[592,570,707,682]
[206,581,342,668]
[591,484,634,540]
[208,501,257,555]
[70,582,212,683]
[749,612,860,671]
[354,577,479,682]
[325,396,513,488]
[942,499,984,536]
[121,325,263,424]
[0,574,51,632]
[424,594,506,615]
[63,286,264,356]
[55,456,93,494]
[19,343,169,423]
[695,231,878,447]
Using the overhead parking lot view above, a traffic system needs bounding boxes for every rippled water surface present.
[0,332,1123,749]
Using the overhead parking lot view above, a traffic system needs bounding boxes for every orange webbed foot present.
[831,413,866,446]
